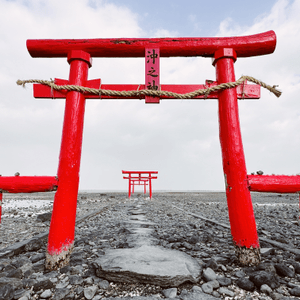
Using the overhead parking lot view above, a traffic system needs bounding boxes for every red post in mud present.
[213,48,260,265]
[0,192,2,223]
[45,50,92,270]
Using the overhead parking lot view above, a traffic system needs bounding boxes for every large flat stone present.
[93,245,202,287]
[129,215,147,221]
[124,220,156,228]
[129,210,146,215]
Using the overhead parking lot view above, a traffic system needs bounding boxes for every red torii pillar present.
[122,170,158,199]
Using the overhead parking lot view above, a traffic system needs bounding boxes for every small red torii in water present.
[122,170,158,199]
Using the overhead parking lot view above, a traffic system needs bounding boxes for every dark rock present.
[32,261,45,273]
[290,286,300,297]
[22,278,37,288]
[6,268,22,279]
[0,272,8,278]
[13,288,27,299]
[98,279,109,289]
[74,286,84,297]
[3,265,16,273]
[257,262,276,274]
[0,284,14,300]
[69,275,84,285]
[216,277,231,286]
[11,257,31,268]
[188,235,200,244]
[69,253,84,266]
[33,278,54,291]
[0,277,23,290]
[290,261,300,274]
[294,254,300,262]
[236,277,255,292]
[23,269,34,278]
[60,265,72,274]
[234,270,246,278]
[44,271,59,279]
[249,271,279,289]
[65,292,75,299]
[37,212,52,222]
[275,263,295,278]
[53,288,71,300]
[24,239,43,252]
[182,242,193,250]
[206,259,218,271]
[30,253,46,263]
[180,290,219,300]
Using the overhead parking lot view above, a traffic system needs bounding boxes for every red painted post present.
[132,181,135,194]
[45,50,92,270]
[128,177,132,199]
[0,192,2,223]
[144,181,147,194]
[213,48,260,266]
[149,177,152,199]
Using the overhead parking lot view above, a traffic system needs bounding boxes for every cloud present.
[216,0,300,176]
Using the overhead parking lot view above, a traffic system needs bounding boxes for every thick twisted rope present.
[16,75,281,99]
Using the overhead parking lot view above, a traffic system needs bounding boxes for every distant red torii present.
[122,170,158,199]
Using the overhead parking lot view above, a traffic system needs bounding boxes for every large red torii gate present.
[2,30,300,270]
[122,170,158,199]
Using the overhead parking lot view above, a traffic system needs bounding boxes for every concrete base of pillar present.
[235,245,261,266]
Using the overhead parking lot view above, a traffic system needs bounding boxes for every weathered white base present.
[235,245,261,266]
[45,242,74,270]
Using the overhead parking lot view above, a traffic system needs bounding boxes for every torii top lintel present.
[27,31,276,58]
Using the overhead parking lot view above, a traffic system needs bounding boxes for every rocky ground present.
[0,191,300,300]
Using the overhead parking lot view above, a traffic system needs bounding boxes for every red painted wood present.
[47,50,90,256]
[248,175,300,193]
[122,171,158,174]
[0,176,58,193]
[123,176,158,180]
[33,81,260,100]
[122,171,157,199]
[0,192,2,223]
[27,31,276,58]
[128,177,132,199]
[214,48,259,248]
[145,48,160,103]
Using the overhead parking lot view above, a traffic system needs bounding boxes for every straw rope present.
[16,75,282,99]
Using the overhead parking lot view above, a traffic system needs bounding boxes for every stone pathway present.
[93,201,203,287]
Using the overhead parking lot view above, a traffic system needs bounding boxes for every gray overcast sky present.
[1,0,299,192]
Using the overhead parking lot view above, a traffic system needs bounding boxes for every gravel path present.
[0,191,300,300]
